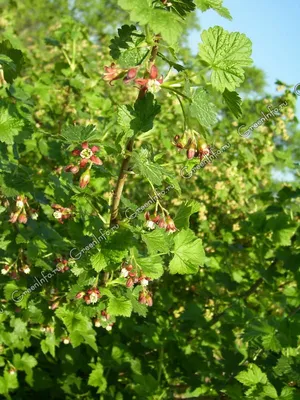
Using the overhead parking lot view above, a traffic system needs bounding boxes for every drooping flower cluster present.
[173,129,211,160]
[55,257,74,273]
[94,310,114,331]
[144,212,177,234]
[51,204,74,224]
[8,195,38,224]
[1,257,31,279]
[139,290,153,307]
[65,141,103,188]
[103,63,163,96]
[120,261,151,288]
[76,288,101,305]
[40,325,54,334]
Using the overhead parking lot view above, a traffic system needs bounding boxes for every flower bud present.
[124,67,138,84]
[149,65,158,80]
[139,292,147,304]
[51,301,59,310]
[187,143,196,160]
[94,319,101,328]
[79,169,91,189]
[126,278,134,288]
[75,291,85,299]
[146,293,153,307]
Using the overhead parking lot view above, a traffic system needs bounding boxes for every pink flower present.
[18,213,28,224]
[72,141,103,168]
[135,65,163,95]
[85,288,101,305]
[9,211,20,223]
[103,63,124,85]
[166,215,177,234]
[51,204,73,224]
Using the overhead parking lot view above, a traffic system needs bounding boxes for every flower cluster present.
[65,141,103,188]
[173,129,211,160]
[9,195,38,224]
[94,310,114,331]
[139,290,153,307]
[1,259,31,279]
[76,288,101,305]
[40,325,54,334]
[51,204,73,224]
[120,261,151,288]
[103,63,163,95]
[144,212,177,233]
[54,257,74,273]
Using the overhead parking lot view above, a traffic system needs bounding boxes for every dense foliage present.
[0,0,299,399]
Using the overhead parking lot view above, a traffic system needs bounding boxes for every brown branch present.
[110,41,159,227]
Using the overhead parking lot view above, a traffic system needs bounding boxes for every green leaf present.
[223,89,242,118]
[262,332,281,353]
[88,363,107,394]
[13,353,37,386]
[279,387,295,400]
[110,24,148,68]
[167,0,195,17]
[117,0,184,47]
[91,252,107,272]
[135,255,164,279]
[263,384,278,399]
[169,229,205,274]
[0,108,24,145]
[0,40,24,83]
[61,125,100,143]
[199,26,252,92]
[189,89,218,129]
[107,296,133,317]
[55,308,97,350]
[41,335,56,358]
[142,229,173,255]
[132,148,165,186]
[174,200,201,229]
[195,0,232,19]
[273,227,297,246]
[236,364,268,386]
[4,370,18,390]
[117,94,160,141]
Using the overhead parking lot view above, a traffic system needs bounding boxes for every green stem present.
[62,49,72,68]
[148,179,168,215]
[71,39,77,71]
[176,94,187,130]
[161,85,191,101]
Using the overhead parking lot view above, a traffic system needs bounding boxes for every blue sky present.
[189,0,300,104]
